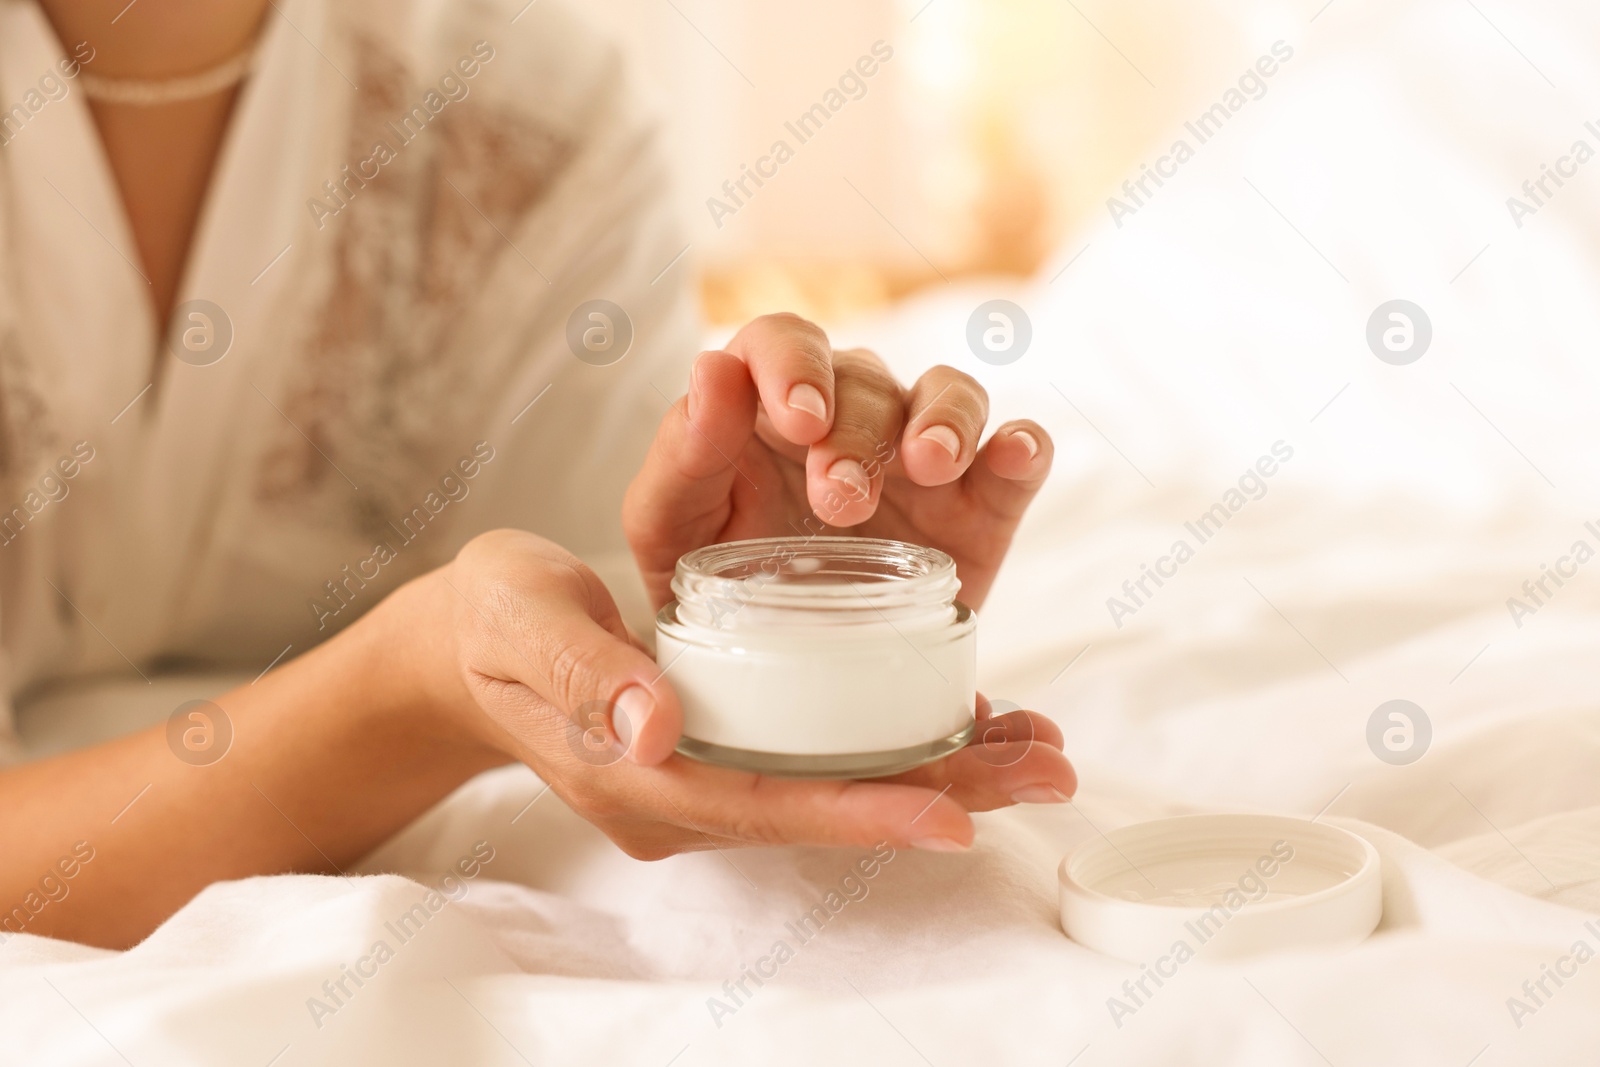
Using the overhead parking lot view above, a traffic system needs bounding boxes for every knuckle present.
[952,369,990,407]
[542,636,594,716]
[477,577,530,627]
[924,367,988,415]
[457,529,571,588]
[550,555,599,600]
[555,559,617,628]
[834,347,893,381]
[455,527,515,570]
[725,811,787,847]
[759,310,827,344]
[749,313,833,372]
[834,363,901,414]
[832,400,900,446]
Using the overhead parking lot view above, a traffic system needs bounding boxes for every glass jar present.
[654,536,977,778]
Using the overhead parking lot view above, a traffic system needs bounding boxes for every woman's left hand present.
[624,313,1053,610]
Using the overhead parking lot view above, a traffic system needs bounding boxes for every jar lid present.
[1057,813,1381,962]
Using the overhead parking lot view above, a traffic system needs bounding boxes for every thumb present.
[623,350,760,607]
[541,610,682,767]
[453,538,684,766]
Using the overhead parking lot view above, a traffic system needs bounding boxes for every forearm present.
[0,578,504,950]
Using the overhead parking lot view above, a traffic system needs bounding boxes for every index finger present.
[726,312,837,446]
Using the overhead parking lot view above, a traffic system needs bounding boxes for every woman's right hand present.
[404,529,1078,858]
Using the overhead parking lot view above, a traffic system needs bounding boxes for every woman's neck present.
[36,0,271,79]
[34,0,276,335]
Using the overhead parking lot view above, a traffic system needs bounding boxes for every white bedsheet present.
[6,0,1600,1062]
[3,583,1597,1067]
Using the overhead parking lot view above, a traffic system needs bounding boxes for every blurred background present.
[585,0,1305,326]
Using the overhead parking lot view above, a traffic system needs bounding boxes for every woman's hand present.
[0,523,1073,952]
[623,313,1053,611]
[422,529,1076,857]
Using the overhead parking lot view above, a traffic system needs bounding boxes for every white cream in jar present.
[655,536,977,778]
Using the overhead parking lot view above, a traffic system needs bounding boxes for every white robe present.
[0,0,696,753]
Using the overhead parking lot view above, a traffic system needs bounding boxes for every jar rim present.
[670,536,962,628]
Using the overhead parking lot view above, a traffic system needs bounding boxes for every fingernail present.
[688,358,704,418]
[613,686,654,758]
[918,424,961,461]
[911,836,970,852]
[786,382,828,421]
[1011,430,1040,458]
[1010,785,1070,804]
[827,458,871,500]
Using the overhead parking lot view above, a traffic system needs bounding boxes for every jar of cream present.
[654,536,977,778]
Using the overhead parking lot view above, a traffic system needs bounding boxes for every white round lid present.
[1058,813,1382,962]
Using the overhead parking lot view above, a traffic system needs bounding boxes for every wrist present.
[341,567,510,765]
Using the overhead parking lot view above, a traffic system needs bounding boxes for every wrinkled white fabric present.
[0,0,695,755]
